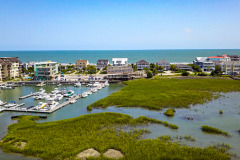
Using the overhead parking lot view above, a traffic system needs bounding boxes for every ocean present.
[0,49,240,64]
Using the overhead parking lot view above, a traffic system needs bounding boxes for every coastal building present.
[220,61,240,75]
[0,57,22,79]
[107,71,145,81]
[193,57,215,72]
[34,61,58,80]
[75,59,89,70]
[0,64,2,81]
[22,62,35,70]
[209,54,231,62]
[175,64,192,71]
[112,58,128,66]
[107,66,133,74]
[227,55,240,61]
[136,59,150,70]
[156,59,170,70]
[97,60,109,70]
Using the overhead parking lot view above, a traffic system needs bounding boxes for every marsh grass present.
[201,125,229,136]
[0,114,231,160]
[164,109,175,117]
[220,110,223,114]
[89,79,240,110]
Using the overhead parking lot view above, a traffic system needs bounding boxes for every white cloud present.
[185,28,193,34]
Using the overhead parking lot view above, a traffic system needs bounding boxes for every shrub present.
[198,72,207,76]
[219,110,223,114]
[87,105,92,111]
[164,109,175,117]
[181,71,190,76]
[201,125,229,136]
[146,71,153,78]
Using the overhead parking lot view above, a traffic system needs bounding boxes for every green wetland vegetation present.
[164,109,175,117]
[89,78,240,110]
[201,125,229,136]
[0,113,231,160]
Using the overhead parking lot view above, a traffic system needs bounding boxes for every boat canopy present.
[9,101,15,103]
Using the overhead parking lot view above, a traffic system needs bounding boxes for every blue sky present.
[0,0,239,50]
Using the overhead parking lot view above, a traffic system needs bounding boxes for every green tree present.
[27,67,34,73]
[181,70,190,76]
[152,68,158,76]
[150,63,155,71]
[170,64,177,71]
[158,66,164,71]
[210,65,222,76]
[146,71,153,78]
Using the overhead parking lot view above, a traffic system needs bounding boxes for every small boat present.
[105,81,109,86]
[97,85,102,90]
[47,101,59,110]
[92,88,98,93]
[35,102,47,110]
[82,92,88,98]
[74,82,81,87]
[4,101,17,108]
[36,82,45,87]
[0,100,5,106]
[39,88,45,94]
[68,90,74,95]
[57,84,62,87]
[70,99,77,104]
[93,82,100,87]
[55,94,63,101]
[1,85,13,90]
[87,89,92,95]
[0,107,5,113]
[66,96,73,101]
[87,83,93,87]
[46,94,57,101]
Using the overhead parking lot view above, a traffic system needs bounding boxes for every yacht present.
[51,88,60,94]
[46,94,57,101]
[35,102,47,110]
[70,99,77,104]
[97,85,102,90]
[0,100,5,106]
[87,89,92,95]
[47,101,59,110]
[63,90,74,97]
[74,82,81,87]
[82,92,88,98]
[4,101,17,108]
[55,94,63,101]
[68,90,74,95]
[92,88,98,93]
[93,82,100,87]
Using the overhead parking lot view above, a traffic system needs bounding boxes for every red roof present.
[208,56,230,59]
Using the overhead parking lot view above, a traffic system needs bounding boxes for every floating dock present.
[19,93,33,100]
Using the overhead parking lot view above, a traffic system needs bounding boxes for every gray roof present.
[156,59,169,64]
[136,59,149,65]
[176,64,192,69]
[97,60,109,64]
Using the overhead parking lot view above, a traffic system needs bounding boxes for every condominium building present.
[0,57,22,79]
[107,66,133,74]
[34,61,58,80]
[220,61,240,75]
[193,57,215,72]
[156,59,170,70]
[227,55,240,61]
[0,64,2,81]
[112,58,128,66]
[209,54,231,62]
[136,59,150,70]
[75,59,89,70]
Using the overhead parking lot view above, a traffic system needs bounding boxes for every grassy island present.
[89,79,240,110]
[201,125,229,136]
[0,113,231,160]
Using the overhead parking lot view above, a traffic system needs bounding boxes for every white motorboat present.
[87,89,92,95]
[70,99,77,104]
[39,88,45,94]
[51,88,60,94]
[92,88,98,93]
[0,100,5,105]
[35,102,47,110]
[82,92,88,97]
[105,81,109,86]
[2,85,13,90]
[97,85,102,90]
[0,107,5,113]
[47,101,59,110]
[87,83,93,87]
[57,84,62,87]
[4,101,17,108]
[46,94,57,101]
[74,82,81,87]
[66,96,73,101]
[68,90,74,94]
[55,94,63,101]
[93,82,100,87]
[36,82,45,87]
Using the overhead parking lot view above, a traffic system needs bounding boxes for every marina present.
[1,82,109,114]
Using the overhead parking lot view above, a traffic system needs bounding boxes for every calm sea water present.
[0,50,240,64]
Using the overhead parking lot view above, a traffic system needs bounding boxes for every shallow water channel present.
[0,84,240,159]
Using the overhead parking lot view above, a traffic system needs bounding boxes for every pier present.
[19,93,34,100]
